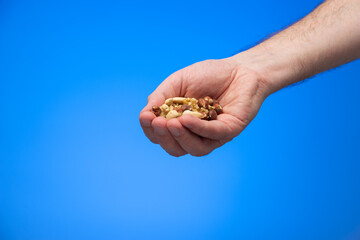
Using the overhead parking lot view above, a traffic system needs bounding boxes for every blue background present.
[1,0,360,239]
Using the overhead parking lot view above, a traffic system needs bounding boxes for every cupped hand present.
[139,57,271,157]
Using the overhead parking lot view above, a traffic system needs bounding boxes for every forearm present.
[231,0,360,93]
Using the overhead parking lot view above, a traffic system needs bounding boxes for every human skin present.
[139,0,360,157]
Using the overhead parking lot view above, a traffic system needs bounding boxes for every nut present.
[209,109,217,120]
[151,106,161,116]
[172,97,186,103]
[149,96,223,121]
[160,104,169,112]
[166,110,182,120]
[198,98,208,108]
[181,104,192,112]
[213,103,223,114]
[189,98,198,105]
[174,106,183,113]
[165,98,173,105]
[200,111,209,120]
[204,96,214,106]
[182,110,203,118]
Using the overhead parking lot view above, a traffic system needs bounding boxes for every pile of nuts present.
[151,96,223,120]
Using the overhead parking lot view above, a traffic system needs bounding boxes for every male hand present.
[140,0,360,157]
[139,58,271,157]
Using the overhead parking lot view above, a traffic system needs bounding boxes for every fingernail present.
[140,119,151,127]
[169,127,180,137]
[154,127,166,136]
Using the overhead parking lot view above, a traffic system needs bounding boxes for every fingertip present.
[151,116,166,126]
[179,114,200,129]
[141,105,150,113]
[143,94,166,111]
[152,116,168,136]
[167,119,181,137]
[166,118,179,128]
[139,111,156,127]
[146,116,187,156]
[167,117,217,156]
[140,110,155,119]
[169,151,187,158]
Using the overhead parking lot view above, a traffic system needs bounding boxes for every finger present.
[178,113,245,141]
[139,111,159,144]
[139,91,168,145]
[140,96,165,114]
[167,118,222,157]
[152,117,187,157]
[139,71,184,145]
[139,94,165,144]
[141,71,183,113]
[139,73,182,145]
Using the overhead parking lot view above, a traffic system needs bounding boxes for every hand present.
[139,57,272,157]
[139,0,360,157]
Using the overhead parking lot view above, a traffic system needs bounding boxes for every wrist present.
[228,43,306,94]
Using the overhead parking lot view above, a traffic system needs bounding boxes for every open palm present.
[139,58,270,157]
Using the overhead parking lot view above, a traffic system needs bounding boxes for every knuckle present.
[149,137,159,144]
[147,93,155,103]
[189,146,212,157]
[190,151,209,157]
[163,146,185,157]
[153,132,161,138]
[153,128,164,138]
[143,131,159,144]
[169,152,185,157]
[190,152,205,157]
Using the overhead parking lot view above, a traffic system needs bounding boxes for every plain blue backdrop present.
[1,0,360,239]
